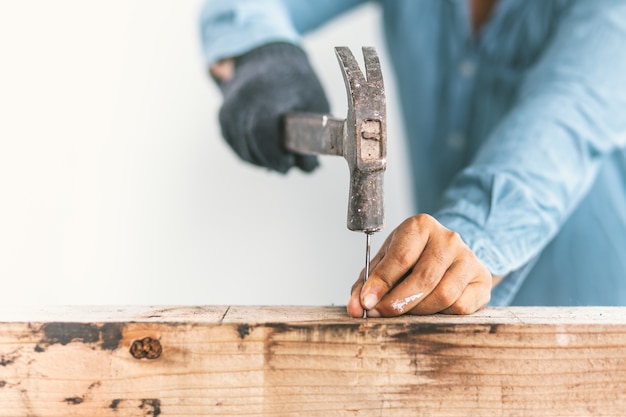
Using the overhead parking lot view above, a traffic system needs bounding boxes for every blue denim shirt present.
[200,0,626,306]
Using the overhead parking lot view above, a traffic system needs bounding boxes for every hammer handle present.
[284,113,344,156]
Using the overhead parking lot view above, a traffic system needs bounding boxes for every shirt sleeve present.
[199,0,366,66]
[435,1,626,280]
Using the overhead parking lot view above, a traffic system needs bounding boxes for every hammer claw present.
[335,47,367,99]
[362,46,383,85]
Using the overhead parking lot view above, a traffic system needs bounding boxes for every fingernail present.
[363,293,379,310]
[367,309,381,318]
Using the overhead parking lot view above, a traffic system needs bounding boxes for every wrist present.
[209,58,235,83]
[492,274,504,288]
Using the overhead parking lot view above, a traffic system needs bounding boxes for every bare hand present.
[347,214,492,317]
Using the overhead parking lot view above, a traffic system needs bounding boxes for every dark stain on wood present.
[64,396,84,405]
[88,381,101,390]
[265,322,364,343]
[101,323,124,351]
[267,322,289,332]
[0,380,6,388]
[130,337,162,360]
[109,399,122,409]
[43,323,99,345]
[261,321,493,377]
[139,398,161,416]
[0,356,15,367]
[390,323,463,340]
[237,324,250,339]
[39,322,124,351]
[260,321,499,346]
[0,349,20,367]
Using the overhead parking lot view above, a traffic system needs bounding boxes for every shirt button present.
[447,131,466,150]
[459,59,476,78]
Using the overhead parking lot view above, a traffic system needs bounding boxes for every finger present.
[407,258,473,315]
[347,277,365,318]
[370,237,457,317]
[440,281,491,315]
[347,238,390,316]
[369,272,423,316]
[360,218,429,310]
[409,258,491,315]
[250,110,293,172]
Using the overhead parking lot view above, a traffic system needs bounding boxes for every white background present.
[0,1,413,306]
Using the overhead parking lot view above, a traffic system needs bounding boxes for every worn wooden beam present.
[0,306,625,416]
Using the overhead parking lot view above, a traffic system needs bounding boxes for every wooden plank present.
[0,306,625,416]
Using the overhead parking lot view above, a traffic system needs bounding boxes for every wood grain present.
[0,306,624,416]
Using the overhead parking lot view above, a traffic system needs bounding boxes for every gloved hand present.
[216,43,330,173]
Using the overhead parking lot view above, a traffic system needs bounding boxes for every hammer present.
[284,47,387,313]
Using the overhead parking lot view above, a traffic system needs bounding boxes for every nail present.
[363,293,379,310]
[367,309,381,318]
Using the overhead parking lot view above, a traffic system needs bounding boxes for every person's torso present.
[381,0,563,211]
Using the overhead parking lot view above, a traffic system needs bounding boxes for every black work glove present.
[217,43,330,173]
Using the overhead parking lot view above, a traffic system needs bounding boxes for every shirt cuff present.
[434,210,508,275]
[199,0,301,65]
[434,210,538,306]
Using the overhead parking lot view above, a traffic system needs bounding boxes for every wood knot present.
[130,337,162,359]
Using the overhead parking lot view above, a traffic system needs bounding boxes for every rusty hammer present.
[284,46,387,234]
[284,47,386,309]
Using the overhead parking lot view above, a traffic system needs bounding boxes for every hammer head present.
[283,47,386,233]
[336,47,386,233]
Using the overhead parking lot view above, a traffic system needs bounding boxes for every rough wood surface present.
[0,306,625,416]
